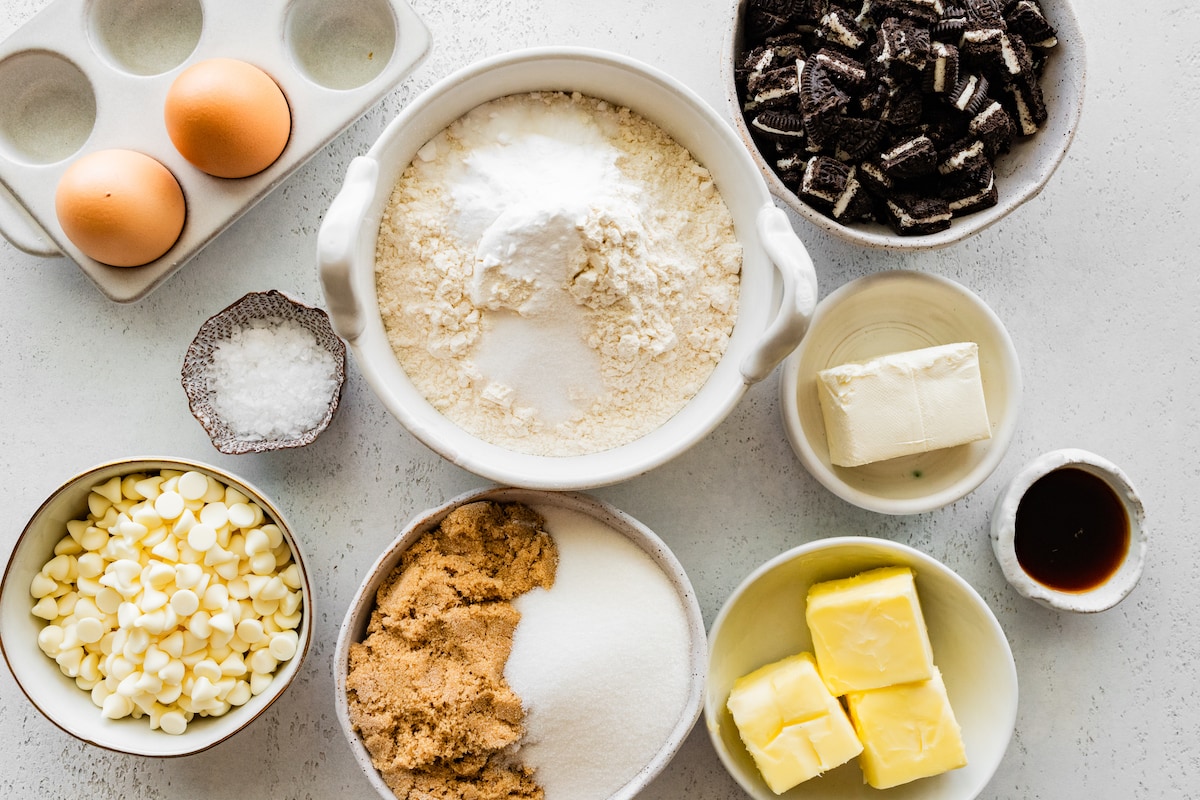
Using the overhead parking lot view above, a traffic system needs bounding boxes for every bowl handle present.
[739,204,818,384]
[317,155,380,343]
[0,182,60,257]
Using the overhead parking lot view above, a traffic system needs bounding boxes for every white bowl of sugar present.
[334,486,706,800]
[318,46,819,489]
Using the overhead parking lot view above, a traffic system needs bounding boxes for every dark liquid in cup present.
[1014,467,1129,592]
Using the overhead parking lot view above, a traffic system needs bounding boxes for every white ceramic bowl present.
[334,486,707,800]
[706,536,1018,800]
[723,0,1086,249]
[990,448,1147,613]
[317,46,819,490]
[781,270,1021,514]
[0,457,313,757]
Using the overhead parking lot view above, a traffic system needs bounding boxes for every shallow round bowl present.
[991,448,1147,613]
[317,46,820,490]
[723,0,1086,249]
[334,486,707,800]
[706,536,1018,800]
[0,457,314,757]
[781,270,1021,514]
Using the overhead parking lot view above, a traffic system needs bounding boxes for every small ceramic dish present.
[0,456,313,757]
[781,270,1021,515]
[334,486,707,800]
[706,536,1018,800]
[181,290,346,455]
[722,0,1086,249]
[990,448,1146,613]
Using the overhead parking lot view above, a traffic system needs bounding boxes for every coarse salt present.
[205,317,338,441]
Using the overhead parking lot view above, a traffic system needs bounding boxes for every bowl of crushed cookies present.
[317,46,821,490]
[334,487,707,800]
[725,0,1086,248]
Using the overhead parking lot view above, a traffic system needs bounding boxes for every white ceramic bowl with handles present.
[317,46,818,490]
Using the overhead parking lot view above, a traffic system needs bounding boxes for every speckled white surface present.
[1,1,1198,798]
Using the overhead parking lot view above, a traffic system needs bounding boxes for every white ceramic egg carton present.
[0,0,430,302]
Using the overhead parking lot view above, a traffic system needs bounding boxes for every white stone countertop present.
[1,0,1197,798]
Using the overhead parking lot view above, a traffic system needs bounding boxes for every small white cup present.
[990,449,1146,613]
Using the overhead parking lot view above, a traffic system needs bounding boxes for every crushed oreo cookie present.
[734,0,1059,235]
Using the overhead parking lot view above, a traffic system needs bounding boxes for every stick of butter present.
[726,652,863,794]
[815,342,992,468]
[805,566,935,696]
[845,666,968,789]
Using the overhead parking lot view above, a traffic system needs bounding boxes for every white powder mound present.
[374,91,742,456]
[505,505,693,800]
[206,317,339,440]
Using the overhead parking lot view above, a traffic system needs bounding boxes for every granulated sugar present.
[504,504,692,799]
[205,317,339,441]
[374,91,742,456]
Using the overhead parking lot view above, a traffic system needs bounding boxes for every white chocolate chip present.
[177,471,209,502]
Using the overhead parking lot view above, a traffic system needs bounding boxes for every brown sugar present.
[346,501,558,800]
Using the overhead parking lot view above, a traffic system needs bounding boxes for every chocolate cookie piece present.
[800,154,854,205]
[819,8,870,50]
[774,151,810,192]
[1005,0,1058,47]
[948,73,991,114]
[745,0,796,38]
[1002,73,1047,134]
[969,100,1016,156]
[923,41,960,94]
[962,0,1005,28]
[800,156,873,220]
[883,192,953,234]
[944,169,998,214]
[813,47,869,86]
[880,135,939,179]
[880,78,924,126]
[833,117,887,160]
[856,157,895,198]
[873,0,945,25]
[751,109,809,141]
[873,16,932,70]
[747,63,803,110]
[960,28,1033,84]
[831,169,876,220]
[937,138,991,186]
[799,60,852,148]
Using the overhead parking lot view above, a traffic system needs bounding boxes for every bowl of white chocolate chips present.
[0,457,312,756]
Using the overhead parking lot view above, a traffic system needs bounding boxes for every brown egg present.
[165,58,292,179]
[54,149,187,268]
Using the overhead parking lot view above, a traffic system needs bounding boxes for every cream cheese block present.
[726,652,863,794]
[805,566,935,696]
[845,666,968,789]
[816,342,991,467]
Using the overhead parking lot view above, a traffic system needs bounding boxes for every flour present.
[375,91,742,456]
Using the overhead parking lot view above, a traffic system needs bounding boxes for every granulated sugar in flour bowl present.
[374,91,742,457]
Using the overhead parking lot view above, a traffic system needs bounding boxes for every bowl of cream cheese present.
[317,46,819,490]
[780,270,1022,514]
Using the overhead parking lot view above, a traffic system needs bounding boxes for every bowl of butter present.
[780,270,1021,514]
[705,536,1017,800]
